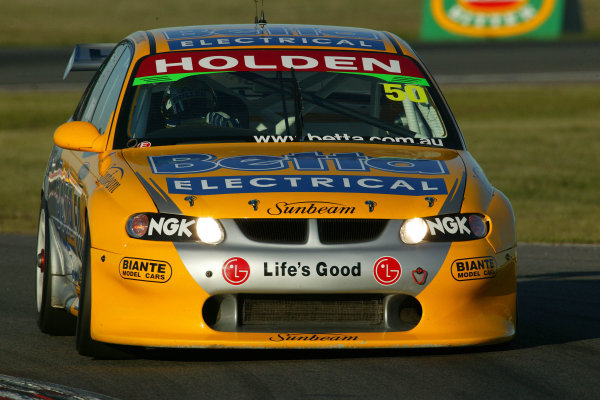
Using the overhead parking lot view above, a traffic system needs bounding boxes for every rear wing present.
[63,43,116,80]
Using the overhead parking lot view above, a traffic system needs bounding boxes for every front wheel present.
[36,200,76,335]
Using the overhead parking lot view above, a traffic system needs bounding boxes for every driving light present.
[196,218,225,244]
[468,214,488,238]
[400,218,428,244]
[127,214,149,238]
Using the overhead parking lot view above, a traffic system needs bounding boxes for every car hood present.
[122,143,468,219]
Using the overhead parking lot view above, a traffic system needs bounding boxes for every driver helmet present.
[161,77,217,127]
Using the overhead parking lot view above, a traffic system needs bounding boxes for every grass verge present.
[1,0,599,46]
[1,84,598,243]
[445,83,600,243]
[0,92,81,233]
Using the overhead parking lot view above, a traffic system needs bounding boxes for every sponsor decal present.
[267,201,356,215]
[411,267,428,285]
[222,257,251,285]
[373,256,402,285]
[150,152,448,175]
[168,36,384,51]
[429,0,559,38]
[133,50,426,86]
[451,256,497,281]
[253,134,444,147]
[269,333,359,342]
[423,213,487,241]
[263,261,361,278]
[167,175,447,196]
[151,152,448,196]
[137,141,152,148]
[98,166,124,193]
[163,25,382,41]
[119,257,172,283]
[162,25,385,50]
[427,215,471,236]
[47,165,84,247]
[147,215,196,239]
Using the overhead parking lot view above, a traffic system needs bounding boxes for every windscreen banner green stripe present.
[335,72,430,86]
[133,71,230,86]
[133,71,429,87]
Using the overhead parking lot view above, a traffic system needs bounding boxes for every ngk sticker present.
[373,256,402,285]
[426,216,470,236]
[222,257,251,285]
[148,216,195,238]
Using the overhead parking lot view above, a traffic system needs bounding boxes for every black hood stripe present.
[135,172,181,214]
[438,171,466,215]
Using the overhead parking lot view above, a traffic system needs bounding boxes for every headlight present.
[468,214,488,238]
[196,217,224,244]
[400,218,428,244]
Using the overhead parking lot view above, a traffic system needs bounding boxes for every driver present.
[161,76,240,128]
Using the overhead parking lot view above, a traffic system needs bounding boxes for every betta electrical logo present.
[430,0,558,38]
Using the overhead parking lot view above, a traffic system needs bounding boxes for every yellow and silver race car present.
[36,24,517,357]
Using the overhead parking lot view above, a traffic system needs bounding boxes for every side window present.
[79,45,126,123]
[90,46,133,134]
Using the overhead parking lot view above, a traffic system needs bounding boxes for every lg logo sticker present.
[373,256,402,285]
[222,257,251,285]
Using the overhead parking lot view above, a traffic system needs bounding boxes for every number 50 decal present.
[383,84,428,103]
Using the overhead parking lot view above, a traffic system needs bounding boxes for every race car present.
[36,23,517,357]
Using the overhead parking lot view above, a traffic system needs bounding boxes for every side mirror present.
[53,121,107,152]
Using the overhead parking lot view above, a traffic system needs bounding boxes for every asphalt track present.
[1,41,600,91]
[0,234,598,399]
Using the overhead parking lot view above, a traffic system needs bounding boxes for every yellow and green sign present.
[421,0,566,40]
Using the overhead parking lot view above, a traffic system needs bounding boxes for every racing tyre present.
[36,200,77,335]
[76,221,131,359]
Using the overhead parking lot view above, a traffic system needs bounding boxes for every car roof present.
[64,24,422,79]
[135,24,417,57]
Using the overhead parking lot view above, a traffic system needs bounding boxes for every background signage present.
[421,0,568,40]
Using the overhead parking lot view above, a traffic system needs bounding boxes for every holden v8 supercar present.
[36,24,517,357]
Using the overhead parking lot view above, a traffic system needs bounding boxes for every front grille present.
[235,219,308,244]
[203,294,422,332]
[318,219,387,244]
[240,294,384,327]
[234,219,388,244]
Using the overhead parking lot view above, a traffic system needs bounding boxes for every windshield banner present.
[134,50,428,86]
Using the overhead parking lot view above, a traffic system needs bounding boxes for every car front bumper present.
[89,226,517,348]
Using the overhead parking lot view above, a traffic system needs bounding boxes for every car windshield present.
[115,50,459,149]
